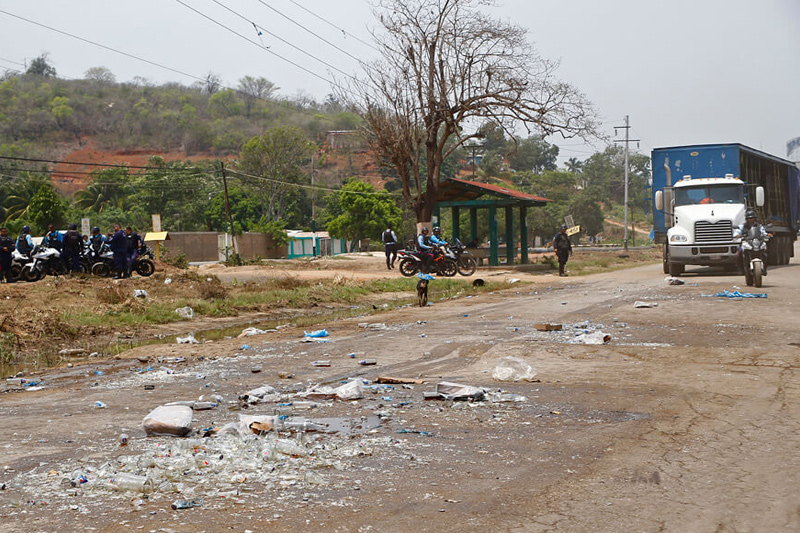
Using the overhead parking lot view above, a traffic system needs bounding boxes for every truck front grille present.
[695,221,733,243]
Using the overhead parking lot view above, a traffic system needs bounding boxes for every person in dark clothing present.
[124,226,143,278]
[553,224,573,277]
[62,223,83,273]
[381,224,398,270]
[0,227,15,283]
[89,227,105,253]
[109,224,127,279]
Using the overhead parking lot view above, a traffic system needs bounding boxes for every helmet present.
[68,223,77,230]
[92,226,100,233]
[421,227,429,234]
[22,225,30,233]
[745,209,757,219]
[432,226,440,234]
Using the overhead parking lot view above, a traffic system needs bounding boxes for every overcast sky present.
[1,0,799,164]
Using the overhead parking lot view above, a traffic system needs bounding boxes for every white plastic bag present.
[492,356,537,382]
[175,306,194,319]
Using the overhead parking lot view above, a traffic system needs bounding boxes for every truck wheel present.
[662,248,670,274]
[668,263,683,277]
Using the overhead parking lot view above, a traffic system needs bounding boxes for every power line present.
[285,0,380,53]
[0,155,219,172]
[254,0,366,64]
[208,0,358,83]
[173,0,335,87]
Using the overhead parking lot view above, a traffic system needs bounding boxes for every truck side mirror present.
[755,186,764,207]
[655,190,663,211]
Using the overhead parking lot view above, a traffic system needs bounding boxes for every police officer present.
[16,226,34,257]
[0,227,15,283]
[553,224,573,277]
[382,224,398,270]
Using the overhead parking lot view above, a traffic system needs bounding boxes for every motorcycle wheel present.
[9,264,22,281]
[457,256,477,276]
[744,268,754,286]
[398,258,418,277]
[22,265,42,282]
[753,264,762,288]
[440,258,458,277]
[135,258,155,277]
[91,262,111,277]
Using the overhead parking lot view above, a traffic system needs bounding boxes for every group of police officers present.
[0,224,145,282]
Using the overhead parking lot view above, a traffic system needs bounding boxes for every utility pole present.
[220,162,239,264]
[614,115,640,251]
[311,152,317,257]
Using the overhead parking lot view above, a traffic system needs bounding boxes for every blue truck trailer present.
[652,143,800,276]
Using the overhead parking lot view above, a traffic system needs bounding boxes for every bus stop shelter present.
[434,178,551,266]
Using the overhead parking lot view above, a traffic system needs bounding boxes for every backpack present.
[382,229,395,244]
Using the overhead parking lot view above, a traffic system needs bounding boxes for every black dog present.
[417,278,429,307]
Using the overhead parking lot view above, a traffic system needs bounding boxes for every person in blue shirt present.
[89,227,105,253]
[430,226,449,247]
[417,227,434,271]
[43,224,63,251]
[16,226,34,257]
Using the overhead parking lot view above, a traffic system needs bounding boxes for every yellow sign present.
[566,225,581,236]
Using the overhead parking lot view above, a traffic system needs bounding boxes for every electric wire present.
[208,0,358,83]
[254,0,366,64]
[285,0,380,53]
[173,0,335,87]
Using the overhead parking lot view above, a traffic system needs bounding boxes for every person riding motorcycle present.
[735,209,769,275]
[417,227,435,270]
[430,226,449,247]
[89,227,106,253]
[16,226,34,257]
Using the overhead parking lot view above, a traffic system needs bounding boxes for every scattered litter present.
[240,344,253,350]
[251,366,262,373]
[176,334,199,344]
[172,499,203,510]
[164,278,172,285]
[665,277,685,285]
[634,301,658,308]
[175,306,194,319]
[304,329,329,338]
[119,433,129,446]
[312,360,331,367]
[416,272,435,280]
[569,331,611,345]
[398,429,434,437]
[360,322,387,330]
[705,290,768,299]
[434,381,486,401]
[535,323,562,331]
[492,356,537,382]
[376,376,426,384]
[358,359,377,366]
[238,327,271,337]
[94,401,107,409]
[133,289,149,299]
[58,348,88,357]
[240,385,279,404]
[142,405,193,437]
[508,278,520,284]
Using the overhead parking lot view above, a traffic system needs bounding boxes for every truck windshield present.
[674,184,744,206]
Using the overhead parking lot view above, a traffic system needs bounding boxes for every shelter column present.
[519,206,529,264]
[469,208,478,245]
[505,207,514,265]
[451,207,460,242]
[489,205,498,266]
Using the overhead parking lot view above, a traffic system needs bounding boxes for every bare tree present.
[237,76,278,116]
[338,0,599,224]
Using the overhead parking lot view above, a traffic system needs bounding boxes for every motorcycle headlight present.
[669,234,688,243]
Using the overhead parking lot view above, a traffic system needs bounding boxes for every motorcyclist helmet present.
[68,223,77,230]
[421,227,429,234]
[745,209,757,220]
[92,226,100,234]
[22,225,30,233]
[432,226,440,235]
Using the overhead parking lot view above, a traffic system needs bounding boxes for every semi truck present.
[652,143,800,276]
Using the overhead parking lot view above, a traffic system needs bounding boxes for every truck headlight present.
[669,234,688,243]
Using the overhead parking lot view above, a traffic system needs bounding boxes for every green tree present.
[324,179,403,241]
[26,53,56,78]
[239,126,314,222]
[237,76,277,116]
[28,184,67,233]
[84,66,116,84]
[507,137,559,174]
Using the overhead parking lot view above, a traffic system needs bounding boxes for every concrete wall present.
[162,232,288,262]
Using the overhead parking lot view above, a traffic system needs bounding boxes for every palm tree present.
[0,172,50,222]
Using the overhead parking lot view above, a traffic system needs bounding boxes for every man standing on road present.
[0,227,15,283]
[124,226,143,278]
[62,223,83,273]
[382,223,398,270]
[109,224,127,279]
[553,224,572,277]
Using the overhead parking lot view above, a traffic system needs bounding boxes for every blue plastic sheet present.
[703,290,768,299]
[304,329,329,338]
[416,272,435,280]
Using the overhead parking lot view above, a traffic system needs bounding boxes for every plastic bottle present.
[282,418,325,432]
[358,359,377,366]
[110,473,154,494]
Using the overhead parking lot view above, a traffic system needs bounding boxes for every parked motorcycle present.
[21,245,65,282]
[90,243,155,277]
[133,244,155,277]
[9,249,32,282]
[447,238,477,276]
[741,233,769,288]
[398,248,457,277]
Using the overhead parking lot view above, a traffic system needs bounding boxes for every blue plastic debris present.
[416,272,435,280]
[240,344,252,350]
[704,290,768,299]
[397,428,434,437]
[304,329,329,338]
